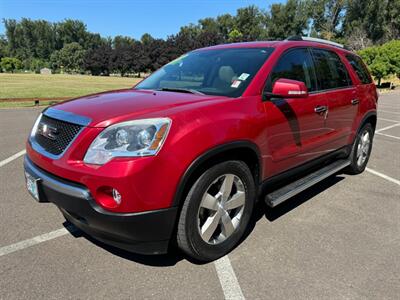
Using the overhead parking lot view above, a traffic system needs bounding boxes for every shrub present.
[0,57,22,73]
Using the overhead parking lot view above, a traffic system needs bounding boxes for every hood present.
[51,89,225,127]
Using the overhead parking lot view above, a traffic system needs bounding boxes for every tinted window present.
[265,48,317,92]
[135,48,274,98]
[346,54,372,84]
[311,49,352,90]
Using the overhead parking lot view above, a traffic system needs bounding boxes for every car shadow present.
[62,222,204,267]
[63,174,345,266]
[244,174,345,237]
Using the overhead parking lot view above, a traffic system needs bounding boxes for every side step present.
[265,159,350,207]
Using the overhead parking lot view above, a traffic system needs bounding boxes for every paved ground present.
[0,92,399,299]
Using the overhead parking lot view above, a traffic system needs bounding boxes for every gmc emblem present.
[38,123,59,140]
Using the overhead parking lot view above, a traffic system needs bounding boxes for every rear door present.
[344,53,377,127]
[263,48,330,175]
[310,48,357,150]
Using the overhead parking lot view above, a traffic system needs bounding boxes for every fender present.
[353,110,377,143]
[172,141,262,207]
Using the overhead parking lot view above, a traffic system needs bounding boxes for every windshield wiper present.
[158,87,205,95]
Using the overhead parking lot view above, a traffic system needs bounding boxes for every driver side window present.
[265,48,317,93]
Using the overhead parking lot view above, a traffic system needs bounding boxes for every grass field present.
[0,100,57,109]
[0,73,142,99]
[0,72,398,108]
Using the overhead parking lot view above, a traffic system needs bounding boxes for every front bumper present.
[24,156,178,255]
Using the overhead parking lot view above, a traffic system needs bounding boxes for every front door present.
[262,48,329,177]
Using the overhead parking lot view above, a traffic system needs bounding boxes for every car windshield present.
[135,48,274,98]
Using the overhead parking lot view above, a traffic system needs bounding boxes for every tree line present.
[0,0,399,79]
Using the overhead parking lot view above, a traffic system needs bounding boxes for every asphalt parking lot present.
[1,92,399,299]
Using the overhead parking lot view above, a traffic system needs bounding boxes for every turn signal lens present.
[148,123,168,150]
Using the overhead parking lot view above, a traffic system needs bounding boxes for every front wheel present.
[177,161,255,261]
[346,123,374,174]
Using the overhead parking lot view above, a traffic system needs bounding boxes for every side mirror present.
[264,78,308,100]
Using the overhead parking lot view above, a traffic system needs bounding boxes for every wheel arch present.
[172,141,262,207]
[359,111,377,134]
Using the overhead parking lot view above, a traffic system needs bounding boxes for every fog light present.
[96,186,122,209]
[112,188,122,205]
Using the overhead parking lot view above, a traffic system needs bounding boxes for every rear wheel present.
[346,123,374,174]
[177,161,255,261]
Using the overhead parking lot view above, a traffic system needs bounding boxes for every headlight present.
[84,118,171,165]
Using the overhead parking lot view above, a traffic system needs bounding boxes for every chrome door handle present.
[314,106,328,113]
[351,99,360,105]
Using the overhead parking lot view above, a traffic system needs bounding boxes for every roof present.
[197,39,353,54]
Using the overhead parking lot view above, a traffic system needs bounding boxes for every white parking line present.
[376,132,400,140]
[0,227,75,257]
[378,117,400,123]
[366,168,400,186]
[375,123,400,133]
[0,150,26,168]
[379,110,400,115]
[214,256,245,300]
[0,224,246,300]
[378,105,400,109]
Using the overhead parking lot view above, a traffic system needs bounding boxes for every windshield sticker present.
[231,80,241,88]
[238,73,250,81]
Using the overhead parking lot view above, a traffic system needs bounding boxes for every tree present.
[0,35,8,60]
[83,40,112,76]
[228,29,243,43]
[358,40,400,85]
[216,14,235,41]
[344,0,400,45]
[308,0,346,40]
[30,58,48,73]
[54,19,89,49]
[0,2,399,78]
[346,27,372,51]
[110,45,133,76]
[267,0,309,39]
[50,42,86,73]
[198,18,225,46]
[235,5,266,41]
[382,40,400,79]
[0,57,22,72]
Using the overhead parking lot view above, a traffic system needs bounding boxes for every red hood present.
[51,89,225,127]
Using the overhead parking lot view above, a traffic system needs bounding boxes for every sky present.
[0,0,285,39]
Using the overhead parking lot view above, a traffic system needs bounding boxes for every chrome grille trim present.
[44,107,92,126]
[29,109,92,159]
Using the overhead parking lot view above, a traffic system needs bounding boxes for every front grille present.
[34,114,82,155]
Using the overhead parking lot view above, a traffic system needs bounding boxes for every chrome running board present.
[265,159,351,207]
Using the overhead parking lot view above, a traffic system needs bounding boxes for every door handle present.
[314,105,328,113]
[351,99,360,105]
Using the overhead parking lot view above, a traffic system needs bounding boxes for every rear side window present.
[265,48,317,92]
[311,48,352,90]
[345,54,372,84]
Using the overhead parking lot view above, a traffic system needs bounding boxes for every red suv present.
[24,37,377,261]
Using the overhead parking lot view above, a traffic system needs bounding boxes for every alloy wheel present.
[356,130,371,167]
[197,174,246,244]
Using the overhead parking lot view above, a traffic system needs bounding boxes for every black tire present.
[177,160,256,262]
[345,123,374,174]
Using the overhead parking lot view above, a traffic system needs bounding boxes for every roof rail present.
[285,36,346,49]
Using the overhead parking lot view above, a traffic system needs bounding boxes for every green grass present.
[0,73,142,99]
[0,100,58,108]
